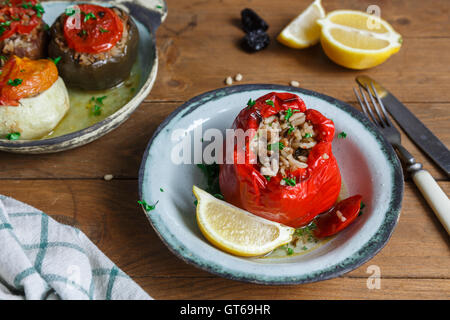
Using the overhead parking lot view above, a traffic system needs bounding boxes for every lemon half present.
[317,10,402,69]
[193,186,294,257]
[277,0,326,49]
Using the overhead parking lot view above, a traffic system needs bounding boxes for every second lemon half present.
[317,10,402,69]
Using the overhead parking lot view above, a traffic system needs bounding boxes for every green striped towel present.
[0,195,151,300]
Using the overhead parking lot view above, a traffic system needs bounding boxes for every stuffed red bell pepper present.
[219,92,342,228]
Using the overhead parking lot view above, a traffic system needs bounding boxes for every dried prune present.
[242,29,270,52]
[241,8,268,33]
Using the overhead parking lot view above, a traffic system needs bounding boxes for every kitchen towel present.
[0,194,151,300]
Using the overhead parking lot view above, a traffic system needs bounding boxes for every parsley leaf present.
[50,56,61,65]
[197,163,221,195]
[7,78,22,86]
[283,177,296,186]
[338,131,347,139]
[265,99,274,107]
[6,132,20,140]
[65,7,76,16]
[288,125,295,135]
[285,108,293,121]
[138,200,158,212]
[83,12,97,22]
[268,142,285,151]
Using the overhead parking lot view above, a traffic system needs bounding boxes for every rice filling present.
[250,108,317,182]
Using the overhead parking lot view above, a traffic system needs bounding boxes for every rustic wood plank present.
[159,0,450,39]
[138,277,450,300]
[146,0,450,103]
[0,180,448,285]
[150,37,450,103]
[0,102,448,180]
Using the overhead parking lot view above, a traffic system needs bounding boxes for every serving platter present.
[0,0,167,154]
[139,84,404,285]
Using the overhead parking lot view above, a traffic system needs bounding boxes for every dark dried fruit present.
[241,8,268,33]
[242,29,270,52]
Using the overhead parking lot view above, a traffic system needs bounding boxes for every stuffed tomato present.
[48,4,139,90]
[0,0,48,63]
[219,92,342,228]
[0,55,70,139]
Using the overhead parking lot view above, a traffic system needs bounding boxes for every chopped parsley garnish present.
[160,188,164,192]
[302,246,308,251]
[283,177,296,186]
[358,201,366,216]
[91,105,102,116]
[286,247,294,255]
[7,78,22,86]
[285,108,293,121]
[156,5,163,9]
[267,142,285,151]
[50,56,61,65]
[44,23,50,31]
[265,99,274,107]
[194,200,198,206]
[21,1,32,9]
[138,200,158,212]
[213,193,224,200]
[288,125,295,134]
[33,3,45,18]
[5,132,20,140]
[83,12,97,22]
[0,21,11,35]
[65,7,76,16]
[99,27,109,33]
[338,131,347,139]
[95,96,107,104]
[247,98,255,108]
[90,96,107,116]
[303,133,312,139]
[0,55,6,61]
[264,175,271,182]
[294,222,317,237]
[197,163,221,195]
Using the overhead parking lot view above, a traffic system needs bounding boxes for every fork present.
[354,83,450,235]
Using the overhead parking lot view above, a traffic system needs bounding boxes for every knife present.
[356,75,450,177]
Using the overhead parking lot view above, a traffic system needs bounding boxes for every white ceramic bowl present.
[139,84,403,284]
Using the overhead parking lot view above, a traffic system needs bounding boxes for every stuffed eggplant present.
[0,55,70,139]
[0,0,49,64]
[48,4,139,90]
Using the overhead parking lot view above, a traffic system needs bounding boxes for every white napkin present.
[0,194,151,300]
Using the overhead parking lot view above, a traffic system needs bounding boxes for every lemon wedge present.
[193,186,294,257]
[277,0,326,49]
[317,10,402,69]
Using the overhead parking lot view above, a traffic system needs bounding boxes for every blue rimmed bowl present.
[139,84,404,285]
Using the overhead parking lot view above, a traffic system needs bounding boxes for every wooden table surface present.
[1,0,449,299]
